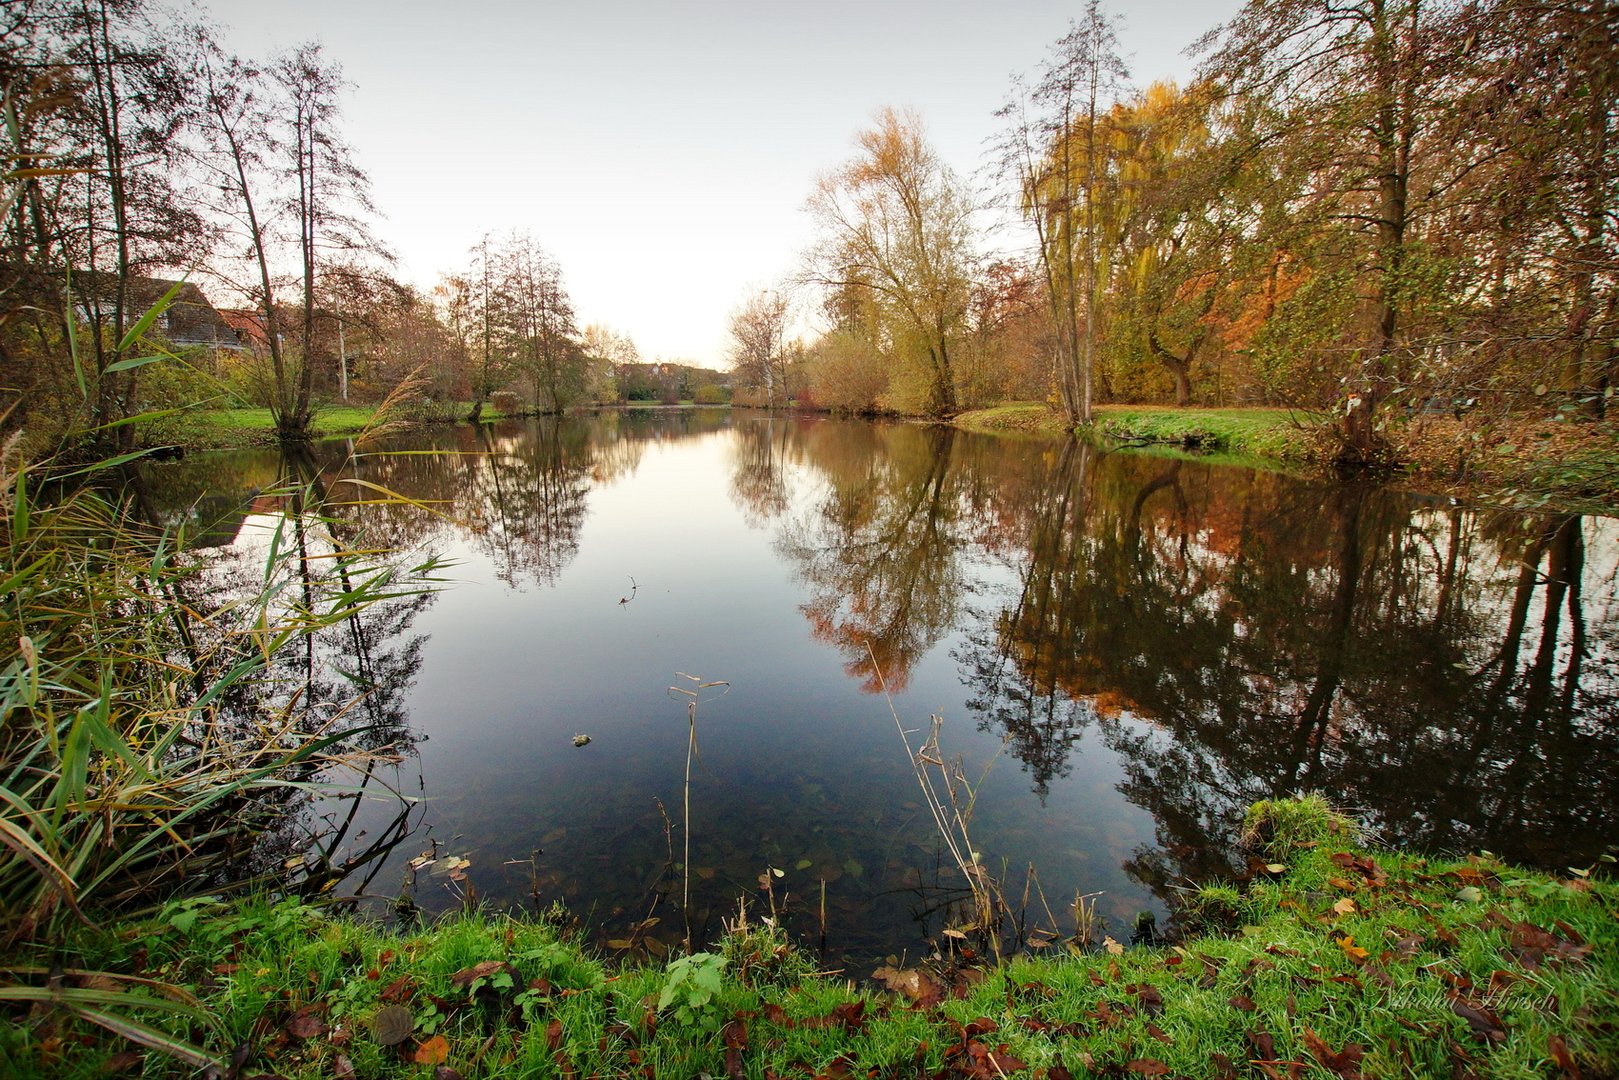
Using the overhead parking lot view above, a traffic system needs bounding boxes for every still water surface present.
[144,411,1619,964]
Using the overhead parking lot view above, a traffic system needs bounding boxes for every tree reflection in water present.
[947,438,1618,909]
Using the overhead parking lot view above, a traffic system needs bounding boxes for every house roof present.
[73,273,246,351]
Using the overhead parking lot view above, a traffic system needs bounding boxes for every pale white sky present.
[208,0,1240,366]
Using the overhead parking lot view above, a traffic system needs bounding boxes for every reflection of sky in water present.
[143,414,1619,965]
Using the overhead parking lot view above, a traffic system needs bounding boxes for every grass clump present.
[1241,792,1359,861]
[6,802,1615,1078]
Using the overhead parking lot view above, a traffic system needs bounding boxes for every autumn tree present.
[1198,0,1470,460]
[461,233,514,423]
[0,0,200,448]
[806,107,974,417]
[1463,0,1618,415]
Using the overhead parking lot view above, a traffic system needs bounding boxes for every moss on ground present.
[5,798,1615,1078]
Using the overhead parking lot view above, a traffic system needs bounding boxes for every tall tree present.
[997,2,1130,425]
[3,0,198,448]
[1198,0,1462,461]
[502,232,579,412]
[192,34,377,444]
[806,107,974,417]
[272,43,377,441]
[462,234,510,423]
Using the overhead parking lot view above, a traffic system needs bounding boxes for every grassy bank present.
[153,402,735,450]
[952,404,1313,459]
[952,403,1619,513]
[6,798,1614,1078]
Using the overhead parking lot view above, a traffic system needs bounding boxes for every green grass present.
[951,402,1070,435]
[953,404,1317,458]
[1088,405,1317,459]
[170,406,384,449]
[8,798,1615,1078]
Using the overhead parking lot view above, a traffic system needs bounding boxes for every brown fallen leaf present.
[1448,996,1507,1044]
[1302,1027,1365,1079]
[1229,994,1257,1012]
[1547,1033,1581,1079]
[369,1004,413,1046]
[100,1050,143,1074]
[871,965,943,1007]
[284,1003,328,1041]
[449,960,515,988]
[963,1041,1027,1078]
[414,1035,449,1066]
[1126,1060,1170,1076]
[379,975,415,1004]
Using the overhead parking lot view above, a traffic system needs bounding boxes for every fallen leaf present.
[1302,1027,1365,1078]
[369,1005,413,1046]
[547,1019,564,1050]
[284,1003,327,1040]
[871,966,943,1007]
[432,1068,465,1080]
[100,1050,143,1074]
[1229,994,1257,1012]
[332,1053,355,1079]
[1336,935,1369,964]
[1104,936,1125,955]
[449,960,515,988]
[1332,897,1358,916]
[1126,1060,1170,1075]
[414,1035,449,1065]
[1449,996,1507,1043]
[379,975,415,1003]
[1547,1033,1580,1078]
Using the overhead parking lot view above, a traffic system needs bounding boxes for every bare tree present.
[191,33,378,443]
[728,287,790,407]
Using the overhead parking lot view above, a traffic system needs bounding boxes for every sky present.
[208,0,1242,367]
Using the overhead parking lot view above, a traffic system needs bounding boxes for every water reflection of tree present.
[463,419,593,589]
[779,423,969,691]
[728,416,799,526]
[960,444,1619,899]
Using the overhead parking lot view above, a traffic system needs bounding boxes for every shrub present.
[490,390,522,416]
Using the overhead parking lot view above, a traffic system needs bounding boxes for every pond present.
[141,410,1619,967]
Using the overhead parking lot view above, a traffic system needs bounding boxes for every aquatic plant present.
[667,672,728,952]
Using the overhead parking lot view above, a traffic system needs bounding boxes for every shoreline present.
[9,797,1614,1078]
[146,402,1618,517]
